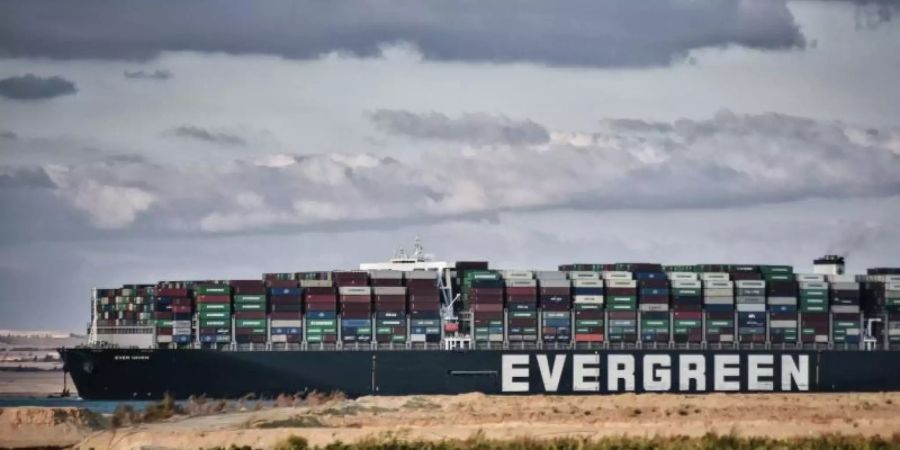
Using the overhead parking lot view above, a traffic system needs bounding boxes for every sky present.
[1,0,899,332]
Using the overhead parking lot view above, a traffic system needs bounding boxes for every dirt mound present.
[0,407,106,448]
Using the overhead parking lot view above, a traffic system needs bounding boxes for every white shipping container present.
[573,295,604,304]
[573,279,604,288]
[409,334,427,342]
[736,296,765,304]
[826,275,856,283]
[704,288,734,297]
[172,320,192,327]
[736,303,766,312]
[639,304,669,312]
[300,280,333,287]
[815,335,830,343]
[886,282,900,291]
[373,286,406,295]
[735,280,766,289]
[270,335,287,343]
[796,273,825,282]
[770,320,797,328]
[843,328,860,336]
[368,270,403,279]
[602,271,632,280]
[704,296,734,305]
[799,281,829,290]
[539,280,571,288]
[719,335,734,342]
[704,280,734,289]
[405,270,439,279]
[339,286,372,295]
[607,279,637,288]
[666,272,698,281]
[271,319,303,327]
[671,280,702,288]
[505,279,537,287]
[700,273,729,281]
[502,270,534,279]
[568,271,600,280]
[831,305,861,313]
[535,271,567,280]
[156,335,173,343]
[830,282,859,290]
[767,297,798,305]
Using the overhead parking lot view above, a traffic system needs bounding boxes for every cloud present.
[0,0,804,67]
[0,131,17,140]
[123,69,173,80]
[21,110,900,232]
[170,125,247,146]
[370,110,550,146]
[0,74,77,100]
[0,167,54,189]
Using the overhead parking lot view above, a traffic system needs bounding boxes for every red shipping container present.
[405,279,438,289]
[306,287,336,295]
[305,294,337,302]
[158,288,189,297]
[172,305,192,313]
[474,304,503,312]
[673,311,702,319]
[155,312,173,320]
[575,333,604,342]
[235,311,266,319]
[156,328,174,336]
[267,279,299,288]
[371,279,403,287]
[196,295,230,303]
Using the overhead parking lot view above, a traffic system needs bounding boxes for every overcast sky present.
[1,0,899,332]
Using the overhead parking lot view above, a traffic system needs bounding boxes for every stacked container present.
[155,284,192,346]
[231,280,267,345]
[335,271,372,344]
[537,271,571,344]
[504,271,538,343]
[267,278,303,345]
[636,270,669,343]
[300,272,337,344]
[702,273,734,343]
[604,271,637,343]
[572,276,604,343]
[466,271,504,343]
[669,273,702,343]
[761,265,794,282]
[370,270,406,344]
[768,280,799,344]
[829,275,861,346]
[97,285,154,328]
[407,270,442,343]
[195,283,232,345]
[798,279,829,344]
[735,280,766,344]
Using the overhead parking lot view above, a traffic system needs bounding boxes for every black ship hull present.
[61,348,900,400]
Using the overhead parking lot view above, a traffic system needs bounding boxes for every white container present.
[767,297,798,305]
[799,281,829,290]
[719,335,734,342]
[735,280,766,289]
[770,320,797,328]
[826,275,856,283]
[156,335,173,343]
[830,282,859,290]
[886,282,900,291]
[796,273,825,282]
[300,280,333,287]
[405,270,439,279]
[535,271,567,280]
[270,335,287,343]
[368,270,403,279]
[573,295,604,304]
[573,279,604,288]
[568,271,601,280]
[736,296,765,304]
[831,305,861,313]
[704,288,734,297]
[503,270,533,280]
[607,279,637,288]
[736,303,765,312]
[373,286,406,295]
[700,273,729,281]
[505,279,537,287]
[539,279,571,288]
[671,280,701,289]
[704,280,734,289]
[704,297,734,305]
[339,286,371,295]
[639,304,669,312]
[271,319,303,327]
[667,272,698,281]
[602,271,632,280]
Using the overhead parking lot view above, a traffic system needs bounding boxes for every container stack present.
[335,271,373,344]
[101,285,154,327]
[636,270,669,343]
[767,280,799,344]
[195,283,232,345]
[604,271,637,343]
[572,276,604,343]
[370,270,406,344]
[798,279,829,344]
[406,270,442,343]
[267,278,302,345]
[828,276,861,345]
[537,271,571,344]
[729,265,762,281]
[300,272,337,344]
[860,270,900,346]
[155,284,192,346]
[504,271,538,343]
[702,273,734,343]
[761,265,794,282]
[231,280,267,345]
[466,270,504,343]
[669,273,702,343]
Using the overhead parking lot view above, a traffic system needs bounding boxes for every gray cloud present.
[0,74,77,100]
[24,110,900,234]
[370,110,550,146]
[0,131,17,140]
[123,69,173,80]
[170,125,247,146]
[0,0,804,67]
[0,167,54,189]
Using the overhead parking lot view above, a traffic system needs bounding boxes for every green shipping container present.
[234,295,266,303]
[235,319,265,327]
[196,285,232,295]
[198,303,230,312]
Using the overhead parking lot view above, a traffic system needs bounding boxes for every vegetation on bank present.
[205,433,900,450]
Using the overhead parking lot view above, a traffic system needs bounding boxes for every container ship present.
[61,240,900,399]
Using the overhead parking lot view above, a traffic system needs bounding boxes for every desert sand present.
[8,392,881,449]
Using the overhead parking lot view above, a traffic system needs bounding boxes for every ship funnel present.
[813,254,845,275]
